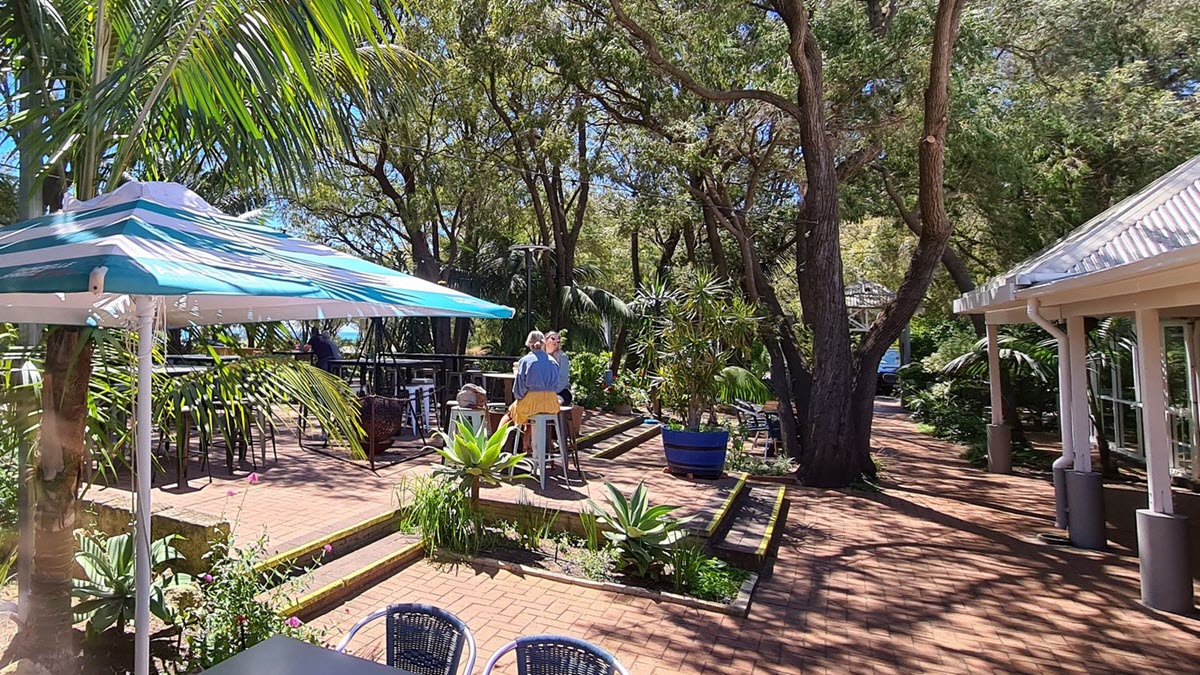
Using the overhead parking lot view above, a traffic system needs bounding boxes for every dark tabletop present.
[200,636,414,675]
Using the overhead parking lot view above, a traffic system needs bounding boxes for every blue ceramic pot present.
[660,427,729,479]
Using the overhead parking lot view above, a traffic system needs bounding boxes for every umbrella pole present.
[133,296,155,675]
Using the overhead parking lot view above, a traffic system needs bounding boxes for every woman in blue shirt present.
[498,331,561,440]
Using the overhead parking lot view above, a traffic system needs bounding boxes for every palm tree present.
[942,319,1136,477]
[1,0,414,667]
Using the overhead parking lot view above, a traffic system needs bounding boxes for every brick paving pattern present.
[311,401,1200,674]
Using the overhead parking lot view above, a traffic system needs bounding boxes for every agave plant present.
[586,481,693,578]
[432,421,527,503]
[72,530,192,636]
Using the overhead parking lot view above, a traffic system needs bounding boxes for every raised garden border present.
[442,552,759,617]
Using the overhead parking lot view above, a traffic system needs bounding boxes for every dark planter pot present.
[661,428,729,479]
[359,395,405,456]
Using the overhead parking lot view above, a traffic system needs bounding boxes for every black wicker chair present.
[482,635,630,675]
[335,603,476,675]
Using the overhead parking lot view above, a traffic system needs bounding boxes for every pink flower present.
[201,574,213,583]
[247,473,261,485]
[226,490,237,497]
[236,615,247,625]
[322,544,333,555]
[285,616,302,629]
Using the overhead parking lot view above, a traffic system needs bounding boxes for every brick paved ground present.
[312,401,1200,674]
[86,408,742,551]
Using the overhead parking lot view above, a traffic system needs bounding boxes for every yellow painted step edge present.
[279,540,425,619]
[755,486,788,557]
[256,509,402,575]
[703,473,747,538]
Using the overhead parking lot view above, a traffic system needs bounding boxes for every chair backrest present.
[335,604,476,674]
[384,604,475,675]
[483,635,630,675]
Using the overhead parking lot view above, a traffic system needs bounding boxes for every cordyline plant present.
[432,421,528,503]
[636,270,769,430]
[586,481,693,578]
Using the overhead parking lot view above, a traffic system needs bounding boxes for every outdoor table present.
[200,636,414,675]
[482,371,516,404]
[166,353,238,364]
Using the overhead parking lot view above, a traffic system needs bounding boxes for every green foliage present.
[513,498,560,551]
[396,475,486,556]
[431,421,527,499]
[668,544,748,602]
[906,380,988,449]
[2,0,413,203]
[578,508,603,553]
[586,482,692,579]
[0,453,17,531]
[606,370,649,410]
[570,352,612,410]
[636,271,766,430]
[571,547,618,582]
[72,530,192,635]
[180,534,325,670]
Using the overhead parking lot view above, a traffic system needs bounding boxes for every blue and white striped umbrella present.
[0,181,513,675]
[0,181,513,327]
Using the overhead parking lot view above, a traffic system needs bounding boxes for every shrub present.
[586,482,692,578]
[396,475,486,556]
[72,529,192,636]
[570,351,612,409]
[180,534,325,670]
[906,380,987,447]
[668,543,748,602]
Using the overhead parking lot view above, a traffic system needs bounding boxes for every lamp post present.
[510,244,552,337]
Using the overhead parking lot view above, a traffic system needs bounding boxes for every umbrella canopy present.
[0,181,513,327]
[0,181,511,675]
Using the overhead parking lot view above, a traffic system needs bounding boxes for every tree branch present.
[607,0,804,120]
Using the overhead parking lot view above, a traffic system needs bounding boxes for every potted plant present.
[636,271,768,478]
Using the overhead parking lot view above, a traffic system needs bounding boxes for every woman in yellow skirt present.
[498,330,562,448]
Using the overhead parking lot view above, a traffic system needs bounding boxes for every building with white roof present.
[955,154,1200,615]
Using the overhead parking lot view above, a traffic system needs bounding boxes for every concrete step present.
[589,423,661,460]
[577,416,642,451]
[263,529,423,621]
[709,484,788,573]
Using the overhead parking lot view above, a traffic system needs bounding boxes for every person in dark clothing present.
[303,329,341,372]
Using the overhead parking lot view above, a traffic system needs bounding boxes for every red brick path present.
[312,402,1200,674]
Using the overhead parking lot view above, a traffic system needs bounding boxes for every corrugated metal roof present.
[956,154,1200,313]
[1010,154,1200,283]
[845,279,895,309]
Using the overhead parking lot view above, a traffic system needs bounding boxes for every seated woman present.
[498,331,561,448]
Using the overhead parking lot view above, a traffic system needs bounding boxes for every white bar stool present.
[404,380,436,433]
[447,405,486,439]
[515,413,569,491]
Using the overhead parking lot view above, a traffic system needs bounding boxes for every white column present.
[1134,308,1173,514]
[133,297,155,675]
[1067,316,1093,473]
[987,324,1003,426]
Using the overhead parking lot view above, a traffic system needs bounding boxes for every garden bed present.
[437,526,757,617]
[440,536,758,617]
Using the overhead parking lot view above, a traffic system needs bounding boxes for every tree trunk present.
[25,327,93,671]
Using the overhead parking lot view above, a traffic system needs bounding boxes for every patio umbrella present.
[0,181,513,675]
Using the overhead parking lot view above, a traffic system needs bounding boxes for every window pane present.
[1118,347,1137,401]
[1164,326,1189,408]
[1120,402,1142,458]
